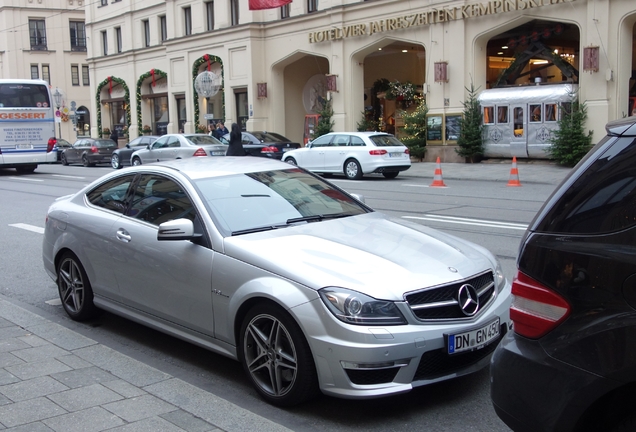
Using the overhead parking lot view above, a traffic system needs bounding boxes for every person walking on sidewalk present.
[225,123,245,156]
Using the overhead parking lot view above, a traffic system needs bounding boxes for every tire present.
[82,155,94,167]
[111,154,122,169]
[344,158,363,180]
[132,157,142,166]
[15,165,37,174]
[383,171,399,179]
[57,252,99,321]
[61,154,68,166]
[285,157,297,165]
[239,303,319,407]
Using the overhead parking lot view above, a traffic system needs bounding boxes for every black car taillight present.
[510,271,570,339]
[90,146,99,153]
[261,146,278,153]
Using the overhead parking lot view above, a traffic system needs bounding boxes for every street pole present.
[53,88,63,139]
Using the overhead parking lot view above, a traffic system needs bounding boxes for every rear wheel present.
[344,159,363,180]
[82,155,94,167]
[111,154,122,169]
[57,252,99,321]
[383,171,399,179]
[132,157,142,166]
[239,303,319,407]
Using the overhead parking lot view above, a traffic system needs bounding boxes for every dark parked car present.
[219,131,301,159]
[61,138,118,167]
[51,138,72,162]
[111,135,159,169]
[490,116,636,432]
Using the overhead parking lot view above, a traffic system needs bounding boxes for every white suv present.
[282,132,411,179]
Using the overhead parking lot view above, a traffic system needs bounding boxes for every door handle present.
[116,229,132,243]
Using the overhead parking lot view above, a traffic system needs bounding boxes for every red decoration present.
[203,54,211,71]
[508,38,517,49]
[554,24,563,35]
[519,35,527,46]
[249,0,292,10]
[543,28,551,38]
[107,76,112,94]
[531,31,539,41]
[150,69,156,87]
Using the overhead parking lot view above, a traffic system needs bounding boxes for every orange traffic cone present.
[430,157,447,187]
[507,156,522,187]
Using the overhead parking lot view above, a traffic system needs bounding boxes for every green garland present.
[136,69,167,137]
[192,54,224,128]
[95,76,131,136]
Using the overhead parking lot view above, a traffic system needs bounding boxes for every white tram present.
[479,83,577,159]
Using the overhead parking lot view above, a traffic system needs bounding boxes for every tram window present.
[545,104,557,122]
[483,106,494,124]
[530,104,542,123]
[497,106,508,123]
[514,107,524,137]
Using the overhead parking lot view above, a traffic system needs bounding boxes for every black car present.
[490,117,636,432]
[219,131,301,159]
[111,135,159,169]
[61,138,118,167]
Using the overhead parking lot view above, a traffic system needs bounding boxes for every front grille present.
[405,271,495,321]
[345,367,400,385]
[413,324,506,381]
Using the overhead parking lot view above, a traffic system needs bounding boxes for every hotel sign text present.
[308,0,577,43]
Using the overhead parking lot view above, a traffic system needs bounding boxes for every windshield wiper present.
[231,223,289,236]
[286,213,351,224]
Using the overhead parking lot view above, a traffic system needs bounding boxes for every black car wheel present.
[383,171,399,179]
[57,252,99,321]
[82,155,94,167]
[132,157,142,166]
[111,154,122,169]
[239,303,318,407]
[344,159,363,180]
[61,154,69,166]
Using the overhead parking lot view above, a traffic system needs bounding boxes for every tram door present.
[510,105,528,158]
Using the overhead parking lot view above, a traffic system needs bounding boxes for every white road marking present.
[403,215,528,231]
[9,177,43,182]
[45,298,62,306]
[52,174,86,179]
[403,184,430,188]
[9,223,45,234]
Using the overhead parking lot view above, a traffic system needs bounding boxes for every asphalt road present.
[0,162,564,431]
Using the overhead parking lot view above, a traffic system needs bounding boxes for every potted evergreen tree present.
[455,83,484,163]
[548,100,593,166]
[400,96,428,161]
[312,98,334,140]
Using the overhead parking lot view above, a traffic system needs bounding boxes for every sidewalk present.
[401,158,572,185]
[0,296,290,432]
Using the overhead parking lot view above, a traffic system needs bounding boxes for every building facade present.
[0,0,91,142]
[86,0,636,160]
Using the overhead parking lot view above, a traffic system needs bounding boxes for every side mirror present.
[350,193,365,204]
[157,218,200,241]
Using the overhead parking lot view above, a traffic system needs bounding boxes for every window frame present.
[307,0,318,13]
[206,1,215,31]
[184,7,192,35]
[71,65,80,86]
[101,30,108,56]
[82,65,90,86]
[29,19,47,50]
[69,21,87,52]
[142,19,150,47]
[115,27,122,53]
[230,0,239,26]
[160,16,168,42]
[30,65,39,80]
[41,65,50,84]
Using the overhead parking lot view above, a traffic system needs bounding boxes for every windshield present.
[0,83,50,108]
[369,135,406,147]
[186,135,223,145]
[95,139,116,148]
[193,168,369,235]
[250,132,287,143]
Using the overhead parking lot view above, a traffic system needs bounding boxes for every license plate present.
[211,151,225,156]
[16,143,33,150]
[389,152,402,158]
[283,148,292,152]
[446,318,500,355]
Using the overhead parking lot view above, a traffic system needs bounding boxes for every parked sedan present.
[219,131,301,159]
[282,132,411,179]
[111,135,159,169]
[43,157,510,407]
[130,134,225,165]
[490,116,636,432]
[61,138,118,167]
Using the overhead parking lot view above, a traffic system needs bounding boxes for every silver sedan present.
[42,157,511,407]
[130,133,226,165]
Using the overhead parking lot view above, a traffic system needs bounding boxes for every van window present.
[497,106,508,124]
[483,106,494,124]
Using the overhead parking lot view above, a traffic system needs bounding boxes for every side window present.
[126,175,195,226]
[537,137,636,234]
[310,135,332,148]
[152,137,169,149]
[350,136,365,146]
[497,106,508,124]
[241,133,251,144]
[530,104,542,123]
[167,136,180,148]
[86,175,136,214]
[513,107,524,137]
[545,104,557,122]
[483,106,494,125]
[332,135,349,146]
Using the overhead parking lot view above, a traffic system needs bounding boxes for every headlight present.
[319,287,407,326]
[495,261,506,292]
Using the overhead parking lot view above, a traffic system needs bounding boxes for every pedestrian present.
[225,123,245,156]
[109,128,118,143]
[207,124,215,136]
[214,121,229,139]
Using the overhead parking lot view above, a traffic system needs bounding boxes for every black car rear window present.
[536,136,636,234]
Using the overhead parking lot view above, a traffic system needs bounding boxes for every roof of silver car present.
[149,156,293,179]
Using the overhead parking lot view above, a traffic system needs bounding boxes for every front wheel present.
[383,171,399,179]
[111,154,122,169]
[61,154,69,166]
[239,303,319,407]
[284,157,297,166]
[57,252,99,321]
[344,159,363,180]
[132,157,142,166]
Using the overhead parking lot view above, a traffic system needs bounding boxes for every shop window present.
[427,115,442,141]
[483,106,494,125]
[445,115,461,141]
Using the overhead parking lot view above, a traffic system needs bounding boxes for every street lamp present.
[53,88,63,139]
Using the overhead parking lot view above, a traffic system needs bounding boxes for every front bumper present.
[293,279,511,399]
